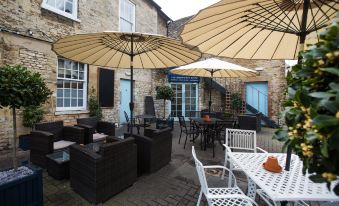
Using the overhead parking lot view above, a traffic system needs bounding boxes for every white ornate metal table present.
[227,152,339,205]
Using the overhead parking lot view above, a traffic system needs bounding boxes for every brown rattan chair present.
[30,121,84,167]
[125,127,172,175]
[69,137,137,204]
[76,117,115,144]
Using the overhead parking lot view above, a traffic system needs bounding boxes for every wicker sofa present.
[30,121,84,167]
[126,127,172,174]
[238,113,262,132]
[76,117,115,144]
[69,137,137,204]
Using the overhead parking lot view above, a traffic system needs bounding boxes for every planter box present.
[0,166,43,206]
[19,134,31,151]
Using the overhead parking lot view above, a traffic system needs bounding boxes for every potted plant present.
[156,85,174,119]
[0,65,51,205]
[274,22,339,195]
[88,87,103,120]
[230,92,242,116]
[19,106,45,150]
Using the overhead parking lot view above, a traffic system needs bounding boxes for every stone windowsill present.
[54,110,89,116]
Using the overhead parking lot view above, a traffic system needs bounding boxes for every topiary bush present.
[156,85,174,118]
[0,65,52,169]
[230,92,242,115]
[274,22,339,195]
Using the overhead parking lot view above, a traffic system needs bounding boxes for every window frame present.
[56,58,88,112]
[41,0,80,22]
[119,0,136,32]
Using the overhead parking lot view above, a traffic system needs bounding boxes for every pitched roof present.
[168,16,193,39]
[146,0,171,22]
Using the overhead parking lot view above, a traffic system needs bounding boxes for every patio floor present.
[0,124,328,205]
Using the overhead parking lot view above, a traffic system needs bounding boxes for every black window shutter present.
[99,68,114,107]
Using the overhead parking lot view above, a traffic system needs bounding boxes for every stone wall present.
[0,0,169,150]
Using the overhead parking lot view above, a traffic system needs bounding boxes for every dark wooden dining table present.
[190,117,222,157]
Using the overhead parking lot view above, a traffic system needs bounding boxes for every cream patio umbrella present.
[180,0,338,171]
[170,58,257,112]
[180,0,338,60]
[52,31,201,134]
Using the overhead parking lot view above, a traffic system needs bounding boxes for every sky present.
[153,0,220,21]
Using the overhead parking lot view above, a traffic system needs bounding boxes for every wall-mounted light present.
[255,67,264,71]
[27,29,33,36]
[125,71,131,76]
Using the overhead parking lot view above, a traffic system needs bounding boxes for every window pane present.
[72,61,78,71]
[78,99,83,107]
[64,81,71,88]
[72,70,78,79]
[79,63,84,71]
[71,89,77,98]
[78,90,83,98]
[78,82,83,89]
[57,89,63,98]
[79,72,84,80]
[64,98,70,107]
[57,80,63,88]
[64,89,70,97]
[65,70,71,79]
[65,60,72,69]
[46,0,55,7]
[65,1,73,14]
[58,69,65,78]
[57,98,63,107]
[71,82,77,89]
[71,99,77,107]
[58,59,64,68]
[56,0,65,11]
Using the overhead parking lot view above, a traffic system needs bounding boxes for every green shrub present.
[88,87,102,120]
[274,22,339,195]
[22,106,45,129]
[230,92,242,114]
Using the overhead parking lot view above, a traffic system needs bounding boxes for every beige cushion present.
[93,133,108,142]
[54,140,76,150]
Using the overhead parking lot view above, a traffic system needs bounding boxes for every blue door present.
[245,82,268,116]
[120,79,131,123]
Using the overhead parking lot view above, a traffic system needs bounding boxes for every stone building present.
[168,16,287,126]
[0,0,170,150]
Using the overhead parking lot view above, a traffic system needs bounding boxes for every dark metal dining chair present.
[209,120,236,157]
[124,111,140,134]
[178,116,200,149]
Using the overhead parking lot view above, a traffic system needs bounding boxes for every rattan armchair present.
[30,121,84,167]
[69,137,137,204]
[76,117,115,144]
[125,127,172,174]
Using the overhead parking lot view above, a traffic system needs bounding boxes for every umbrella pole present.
[285,0,309,172]
[208,73,213,113]
[129,35,134,135]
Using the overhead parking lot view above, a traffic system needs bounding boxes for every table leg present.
[247,176,257,200]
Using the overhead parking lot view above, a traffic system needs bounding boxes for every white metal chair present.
[192,146,258,206]
[223,129,267,172]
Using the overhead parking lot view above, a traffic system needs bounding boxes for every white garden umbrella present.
[53,31,202,134]
[170,58,257,112]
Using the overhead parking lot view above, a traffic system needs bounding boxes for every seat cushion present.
[93,133,108,142]
[53,140,75,150]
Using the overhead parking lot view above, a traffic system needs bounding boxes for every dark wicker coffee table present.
[46,150,70,180]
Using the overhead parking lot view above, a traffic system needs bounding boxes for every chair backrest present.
[77,117,98,129]
[192,146,209,195]
[225,128,257,152]
[35,121,64,142]
[144,96,156,116]
[215,120,235,132]
[124,111,130,123]
[178,116,186,128]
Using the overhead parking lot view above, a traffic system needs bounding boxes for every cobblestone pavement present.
[1,124,328,205]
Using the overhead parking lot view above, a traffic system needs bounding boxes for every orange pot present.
[263,156,282,173]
